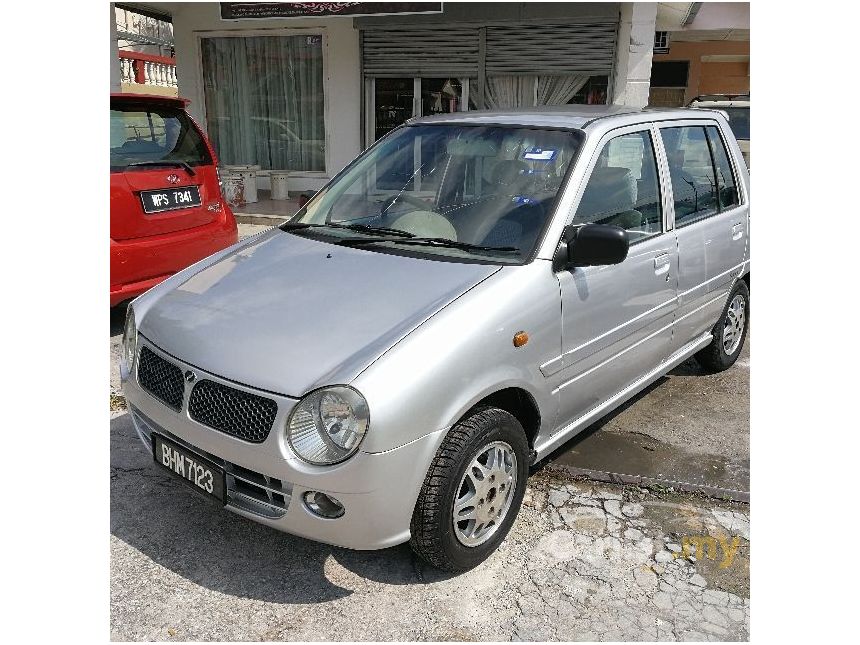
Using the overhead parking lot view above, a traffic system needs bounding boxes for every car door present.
[551,124,679,434]
[656,120,748,351]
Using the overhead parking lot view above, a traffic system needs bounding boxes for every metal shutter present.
[361,26,479,77]
[485,22,618,76]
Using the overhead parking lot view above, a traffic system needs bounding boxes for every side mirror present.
[553,224,629,271]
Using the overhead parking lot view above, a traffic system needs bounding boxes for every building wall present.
[110,3,121,93]
[171,3,361,190]
[167,2,652,189]
[612,2,657,108]
[651,40,749,105]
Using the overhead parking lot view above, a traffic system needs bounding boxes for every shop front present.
[358,5,620,148]
[136,2,649,204]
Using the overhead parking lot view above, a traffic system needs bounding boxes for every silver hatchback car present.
[121,106,749,572]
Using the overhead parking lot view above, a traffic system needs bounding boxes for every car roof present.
[407,105,725,131]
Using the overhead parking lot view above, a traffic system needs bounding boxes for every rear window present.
[722,107,750,141]
[110,103,212,172]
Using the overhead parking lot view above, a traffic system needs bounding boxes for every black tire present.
[409,406,529,572]
[695,279,750,372]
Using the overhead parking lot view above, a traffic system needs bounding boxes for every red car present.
[110,93,238,307]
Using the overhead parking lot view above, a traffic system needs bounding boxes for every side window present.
[660,126,719,226]
[705,126,740,210]
[573,130,663,242]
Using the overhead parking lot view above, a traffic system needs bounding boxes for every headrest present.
[577,166,636,219]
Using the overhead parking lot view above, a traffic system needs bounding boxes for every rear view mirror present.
[554,224,629,271]
[446,139,500,157]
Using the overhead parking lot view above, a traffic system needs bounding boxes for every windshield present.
[289,124,582,263]
[722,107,750,140]
[110,103,212,172]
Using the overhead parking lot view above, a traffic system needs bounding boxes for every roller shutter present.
[485,22,618,76]
[361,26,480,77]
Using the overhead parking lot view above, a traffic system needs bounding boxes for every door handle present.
[654,253,671,276]
[732,223,745,241]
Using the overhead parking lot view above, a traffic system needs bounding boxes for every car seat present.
[576,167,645,229]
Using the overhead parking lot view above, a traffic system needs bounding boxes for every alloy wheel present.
[452,441,518,547]
[722,294,746,355]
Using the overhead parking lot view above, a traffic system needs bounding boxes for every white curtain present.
[485,75,537,109]
[201,36,325,171]
[485,74,590,108]
[537,75,589,105]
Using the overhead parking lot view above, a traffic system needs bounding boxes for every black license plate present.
[152,434,226,504]
[140,186,202,214]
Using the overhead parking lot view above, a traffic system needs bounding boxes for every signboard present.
[220,2,443,20]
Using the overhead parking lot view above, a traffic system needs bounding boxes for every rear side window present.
[705,126,740,210]
[110,104,212,172]
[660,126,718,226]
[573,130,663,242]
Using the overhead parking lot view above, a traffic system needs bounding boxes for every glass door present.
[374,78,414,141]
[420,78,464,117]
[369,77,469,147]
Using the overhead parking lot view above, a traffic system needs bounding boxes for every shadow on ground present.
[110,412,454,605]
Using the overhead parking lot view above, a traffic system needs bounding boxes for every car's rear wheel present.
[409,406,529,572]
[695,279,749,372]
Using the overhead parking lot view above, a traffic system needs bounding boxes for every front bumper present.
[121,338,445,550]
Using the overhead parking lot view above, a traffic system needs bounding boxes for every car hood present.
[139,229,500,396]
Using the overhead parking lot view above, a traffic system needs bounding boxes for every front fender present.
[353,261,562,453]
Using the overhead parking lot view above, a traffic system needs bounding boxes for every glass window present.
[374,78,414,141]
[660,126,719,226]
[573,131,663,241]
[421,78,463,117]
[110,104,211,172]
[721,107,750,141]
[295,125,583,264]
[706,126,740,210]
[201,35,325,171]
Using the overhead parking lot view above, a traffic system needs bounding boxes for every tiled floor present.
[231,190,299,222]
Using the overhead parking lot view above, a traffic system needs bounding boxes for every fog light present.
[303,491,345,519]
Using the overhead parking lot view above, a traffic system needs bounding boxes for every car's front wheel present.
[409,406,529,572]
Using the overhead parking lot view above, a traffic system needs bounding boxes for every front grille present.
[137,346,185,411]
[188,379,278,443]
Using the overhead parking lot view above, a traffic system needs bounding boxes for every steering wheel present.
[380,193,434,215]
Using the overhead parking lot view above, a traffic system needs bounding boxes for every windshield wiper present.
[281,222,415,237]
[335,236,520,254]
[127,160,196,176]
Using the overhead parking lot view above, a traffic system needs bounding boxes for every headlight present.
[122,307,137,369]
[287,386,369,465]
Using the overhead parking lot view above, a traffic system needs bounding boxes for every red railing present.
[118,50,177,88]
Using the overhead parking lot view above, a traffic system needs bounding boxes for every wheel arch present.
[460,386,542,453]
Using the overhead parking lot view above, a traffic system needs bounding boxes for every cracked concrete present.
[111,411,749,642]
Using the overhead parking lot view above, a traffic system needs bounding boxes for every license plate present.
[140,186,202,214]
[152,434,226,504]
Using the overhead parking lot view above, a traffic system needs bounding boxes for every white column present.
[611,2,658,108]
[110,3,121,92]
